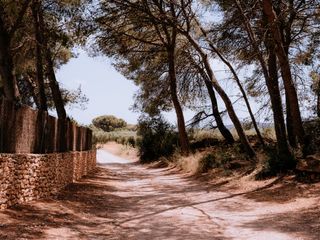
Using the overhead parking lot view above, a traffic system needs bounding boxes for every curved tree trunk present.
[37,4,66,119]
[317,80,320,118]
[0,15,19,102]
[204,80,235,144]
[234,0,293,162]
[45,51,67,119]
[262,0,305,145]
[0,1,29,103]
[31,0,48,111]
[195,22,264,146]
[190,54,234,143]
[25,74,40,108]
[168,47,189,155]
[209,45,264,146]
[285,94,296,147]
[266,41,293,160]
[184,33,255,157]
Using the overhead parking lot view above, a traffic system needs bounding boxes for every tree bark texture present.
[168,47,190,155]
[0,13,19,102]
[204,80,235,144]
[185,33,255,157]
[262,0,305,145]
[266,42,293,159]
[37,4,67,119]
[31,0,48,111]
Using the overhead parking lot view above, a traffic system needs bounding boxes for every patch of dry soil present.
[0,145,319,239]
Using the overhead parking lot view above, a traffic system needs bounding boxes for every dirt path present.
[0,149,319,240]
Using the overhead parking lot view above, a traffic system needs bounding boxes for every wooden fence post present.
[0,97,3,152]
[0,98,93,154]
[1,99,16,153]
[34,110,48,153]
[45,115,56,153]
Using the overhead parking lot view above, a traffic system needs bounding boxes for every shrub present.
[197,154,216,173]
[303,119,320,155]
[256,146,296,179]
[196,143,248,174]
[92,115,127,132]
[91,124,137,146]
[137,115,179,163]
[127,136,136,147]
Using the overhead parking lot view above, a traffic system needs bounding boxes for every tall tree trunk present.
[209,45,264,146]
[190,54,234,143]
[0,14,19,102]
[162,2,189,155]
[184,33,255,157]
[277,6,300,148]
[0,1,30,103]
[195,21,264,146]
[317,80,320,118]
[37,4,66,119]
[260,10,294,162]
[266,41,293,160]
[234,0,293,162]
[25,73,40,108]
[45,52,67,119]
[31,0,48,111]
[285,94,296,147]
[204,80,235,144]
[262,0,305,145]
[168,47,189,155]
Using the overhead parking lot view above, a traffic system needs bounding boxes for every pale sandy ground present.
[0,143,319,239]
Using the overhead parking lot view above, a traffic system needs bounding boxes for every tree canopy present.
[92,115,127,132]
[1,0,320,168]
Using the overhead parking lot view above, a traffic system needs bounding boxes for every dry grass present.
[99,142,138,161]
[175,151,206,174]
[92,128,137,146]
[191,127,276,143]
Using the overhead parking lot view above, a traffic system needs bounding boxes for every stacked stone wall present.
[0,150,96,209]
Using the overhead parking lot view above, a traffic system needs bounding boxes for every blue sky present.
[57,51,139,125]
[56,50,197,125]
[56,50,261,127]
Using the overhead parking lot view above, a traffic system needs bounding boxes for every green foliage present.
[197,153,216,173]
[196,143,247,174]
[42,85,88,110]
[189,128,226,149]
[303,119,320,155]
[137,115,179,163]
[91,125,137,146]
[92,115,127,132]
[256,147,297,179]
[127,136,136,147]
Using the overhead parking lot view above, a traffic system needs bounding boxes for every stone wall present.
[0,150,96,209]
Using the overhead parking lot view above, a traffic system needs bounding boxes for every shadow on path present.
[0,150,319,239]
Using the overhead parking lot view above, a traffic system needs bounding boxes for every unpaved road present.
[0,149,319,240]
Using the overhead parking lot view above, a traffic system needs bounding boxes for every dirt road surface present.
[0,149,319,239]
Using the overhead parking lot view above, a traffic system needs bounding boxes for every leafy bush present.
[256,146,297,179]
[127,136,136,147]
[92,115,127,132]
[137,115,179,163]
[196,143,248,174]
[303,119,320,155]
[197,154,216,173]
[91,125,137,146]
